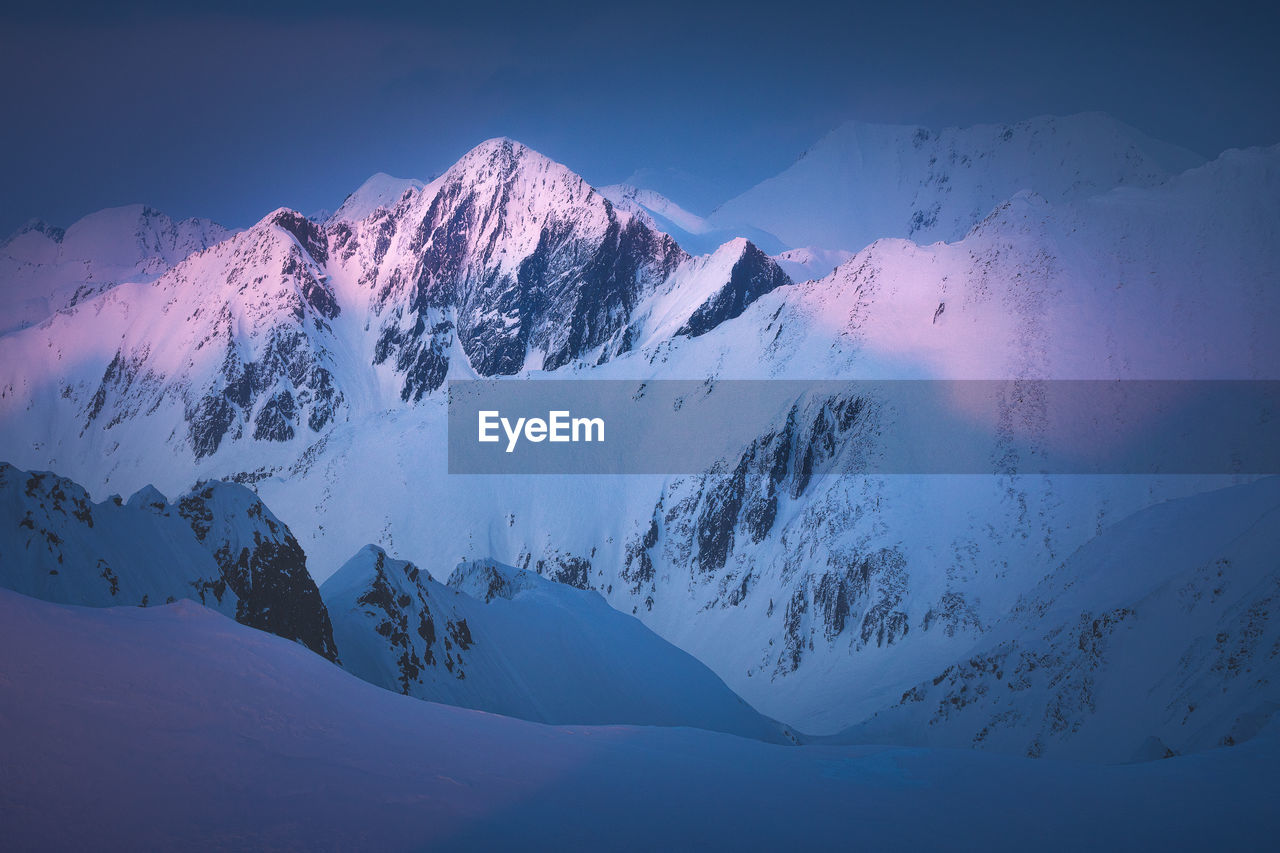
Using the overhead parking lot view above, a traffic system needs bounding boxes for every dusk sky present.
[2,0,1277,236]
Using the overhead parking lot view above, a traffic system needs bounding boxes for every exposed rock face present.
[176,480,339,662]
[0,463,338,662]
[321,546,474,693]
[357,138,688,398]
[676,241,791,338]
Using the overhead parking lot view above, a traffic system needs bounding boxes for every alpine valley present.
[2,113,1279,847]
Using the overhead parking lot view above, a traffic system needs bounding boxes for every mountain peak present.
[447,559,538,603]
[444,136,575,189]
[262,207,329,264]
[125,484,168,512]
[332,173,425,223]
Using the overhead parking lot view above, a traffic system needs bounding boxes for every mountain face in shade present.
[833,477,1280,761]
[321,547,793,742]
[0,462,338,662]
[710,113,1204,252]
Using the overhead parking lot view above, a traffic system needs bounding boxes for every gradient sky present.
[2,0,1277,236]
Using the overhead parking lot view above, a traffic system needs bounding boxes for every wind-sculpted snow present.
[322,548,793,741]
[0,463,337,661]
[4,588,1278,850]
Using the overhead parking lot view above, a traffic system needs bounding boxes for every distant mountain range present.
[2,113,1277,762]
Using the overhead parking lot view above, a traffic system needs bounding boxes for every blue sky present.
[2,0,1277,235]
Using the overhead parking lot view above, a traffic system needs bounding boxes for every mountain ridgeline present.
[2,114,1278,759]
[0,462,791,740]
[0,462,338,661]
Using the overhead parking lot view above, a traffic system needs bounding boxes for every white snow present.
[711,113,1205,252]
[322,549,792,740]
[1,126,1276,744]
[2,587,1276,850]
[0,205,233,334]
[330,172,426,222]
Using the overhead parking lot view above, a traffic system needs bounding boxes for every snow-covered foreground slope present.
[835,477,1280,761]
[3,588,1277,852]
[711,113,1203,252]
[0,461,789,739]
[0,205,231,334]
[322,549,792,740]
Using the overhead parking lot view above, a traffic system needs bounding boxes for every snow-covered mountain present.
[771,246,854,282]
[0,137,793,490]
[833,477,1280,761]
[0,204,232,334]
[710,113,1205,252]
[0,462,337,661]
[7,587,1276,849]
[0,207,349,471]
[329,172,425,223]
[1,124,1277,747]
[322,548,792,740]
[597,183,712,240]
[0,455,791,740]
[599,181,791,255]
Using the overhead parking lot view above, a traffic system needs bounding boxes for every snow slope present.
[2,587,1276,851]
[0,459,784,739]
[772,246,854,282]
[598,183,712,237]
[322,548,792,740]
[330,172,425,223]
[834,477,1280,761]
[0,205,232,334]
[711,113,1204,252]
